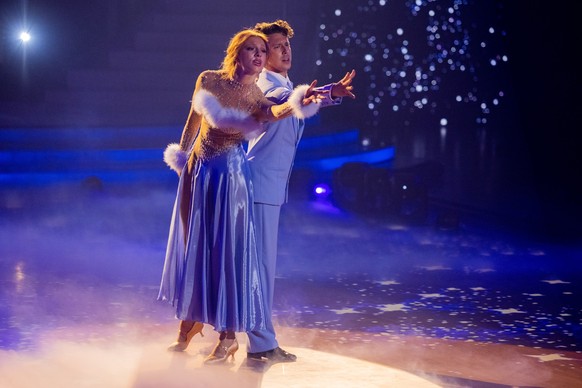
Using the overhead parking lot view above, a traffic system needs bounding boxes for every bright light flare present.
[313,183,331,199]
[19,31,31,43]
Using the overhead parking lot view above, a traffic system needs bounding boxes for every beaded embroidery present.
[193,71,264,161]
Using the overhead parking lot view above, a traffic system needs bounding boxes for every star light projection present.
[315,0,511,136]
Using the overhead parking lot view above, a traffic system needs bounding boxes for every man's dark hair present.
[254,19,294,38]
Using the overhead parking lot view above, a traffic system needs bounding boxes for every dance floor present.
[0,180,581,388]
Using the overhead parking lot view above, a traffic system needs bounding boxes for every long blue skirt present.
[158,145,267,333]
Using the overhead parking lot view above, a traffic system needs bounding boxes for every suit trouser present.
[246,202,281,353]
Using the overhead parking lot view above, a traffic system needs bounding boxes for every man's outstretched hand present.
[331,69,356,99]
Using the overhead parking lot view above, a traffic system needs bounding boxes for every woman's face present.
[236,36,267,77]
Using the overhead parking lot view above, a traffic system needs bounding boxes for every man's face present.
[265,32,292,76]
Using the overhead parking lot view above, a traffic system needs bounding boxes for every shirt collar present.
[262,69,293,88]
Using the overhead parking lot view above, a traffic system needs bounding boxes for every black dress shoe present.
[247,347,297,363]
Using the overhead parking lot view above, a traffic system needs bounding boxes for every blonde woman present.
[158,28,320,363]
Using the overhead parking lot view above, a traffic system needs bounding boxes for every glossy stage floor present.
[1,178,581,388]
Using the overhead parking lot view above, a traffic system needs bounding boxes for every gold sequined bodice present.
[192,71,264,162]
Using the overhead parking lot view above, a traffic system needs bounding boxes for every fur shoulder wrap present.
[193,89,263,140]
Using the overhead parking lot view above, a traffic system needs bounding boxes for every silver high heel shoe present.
[204,338,239,364]
[167,320,204,352]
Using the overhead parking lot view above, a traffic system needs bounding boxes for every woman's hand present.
[302,80,323,106]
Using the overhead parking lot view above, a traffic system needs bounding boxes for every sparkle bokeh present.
[315,0,512,140]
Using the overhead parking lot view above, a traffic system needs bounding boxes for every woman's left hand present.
[302,80,323,106]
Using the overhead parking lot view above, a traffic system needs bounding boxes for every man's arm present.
[255,81,321,122]
[313,69,356,108]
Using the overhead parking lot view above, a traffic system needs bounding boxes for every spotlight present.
[19,31,31,43]
[313,183,331,199]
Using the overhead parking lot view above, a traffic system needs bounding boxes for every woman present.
[158,28,320,363]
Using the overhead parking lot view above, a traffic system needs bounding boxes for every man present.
[246,20,355,364]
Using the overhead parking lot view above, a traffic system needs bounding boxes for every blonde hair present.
[220,29,268,80]
[254,20,294,38]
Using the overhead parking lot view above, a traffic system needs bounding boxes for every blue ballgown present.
[158,70,271,333]
[159,144,267,333]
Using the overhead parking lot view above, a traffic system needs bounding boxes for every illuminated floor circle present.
[258,347,441,387]
[0,334,442,388]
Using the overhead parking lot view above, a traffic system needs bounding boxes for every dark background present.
[504,2,581,239]
[0,0,156,100]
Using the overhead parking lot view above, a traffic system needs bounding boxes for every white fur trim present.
[163,143,188,174]
[193,89,263,140]
[288,84,321,119]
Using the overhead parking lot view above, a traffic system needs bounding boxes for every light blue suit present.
[246,69,339,352]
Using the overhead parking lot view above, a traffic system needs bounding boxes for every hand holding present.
[302,80,323,106]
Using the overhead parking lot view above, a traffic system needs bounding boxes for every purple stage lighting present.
[313,183,331,198]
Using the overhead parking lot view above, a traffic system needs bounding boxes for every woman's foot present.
[167,321,204,352]
[204,338,239,364]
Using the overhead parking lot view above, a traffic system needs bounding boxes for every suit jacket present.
[247,69,340,206]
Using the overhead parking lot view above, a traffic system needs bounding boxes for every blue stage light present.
[314,183,331,198]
